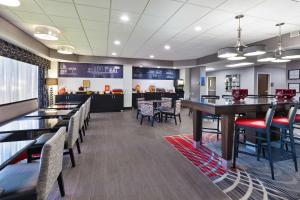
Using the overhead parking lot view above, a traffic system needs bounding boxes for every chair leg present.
[140,115,144,125]
[233,126,240,168]
[257,131,262,161]
[136,110,139,119]
[174,115,177,125]
[151,116,155,127]
[76,139,81,154]
[27,150,32,163]
[57,172,65,197]
[69,148,76,167]
[178,114,181,123]
[266,130,275,180]
[289,127,298,172]
[82,127,86,136]
[79,130,83,143]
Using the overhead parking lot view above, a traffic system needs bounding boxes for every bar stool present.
[272,104,298,172]
[233,103,277,179]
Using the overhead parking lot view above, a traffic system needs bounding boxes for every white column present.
[123,65,132,108]
[199,66,207,96]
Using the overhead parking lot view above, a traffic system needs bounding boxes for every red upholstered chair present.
[233,103,277,179]
[271,104,298,173]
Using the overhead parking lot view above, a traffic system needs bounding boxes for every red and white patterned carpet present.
[165,134,300,200]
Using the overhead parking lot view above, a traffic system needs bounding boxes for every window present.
[0,56,38,105]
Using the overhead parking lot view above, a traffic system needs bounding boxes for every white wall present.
[207,67,255,96]
[254,64,286,95]
[132,79,175,92]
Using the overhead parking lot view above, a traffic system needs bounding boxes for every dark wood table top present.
[0,140,36,170]
[55,101,81,105]
[182,97,298,114]
[46,104,78,110]
[0,118,59,133]
[25,109,73,118]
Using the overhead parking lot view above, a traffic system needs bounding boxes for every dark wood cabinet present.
[55,94,124,113]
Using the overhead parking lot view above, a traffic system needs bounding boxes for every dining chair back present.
[66,111,80,149]
[175,100,181,115]
[161,97,172,108]
[265,102,277,128]
[37,127,66,200]
[79,104,86,130]
[141,102,154,116]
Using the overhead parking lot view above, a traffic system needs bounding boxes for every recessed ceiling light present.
[114,40,121,45]
[57,45,75,55]
[0,0,20,7]
[157,66,161,69]
[34,25,60,41]
[139,65,143,68]
[206,67,215,71]
[164,45,171,50]
[120,14,129,22]
[149,55,154,59]
[194,26,202,31]
[226,62,254,67]
[112,52,117,56]
[173,67,177,69]
[227,56,246,61]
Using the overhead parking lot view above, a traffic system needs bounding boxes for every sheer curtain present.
[0,56,38,105]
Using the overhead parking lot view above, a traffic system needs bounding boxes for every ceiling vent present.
[290,31,300,38]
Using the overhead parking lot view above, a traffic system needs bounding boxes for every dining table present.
[55,101,82,105]
[46,104,78,110]
[25,109,73,118]
[0,118,59,140]
[181,97,298,166]
[0,140,36,170]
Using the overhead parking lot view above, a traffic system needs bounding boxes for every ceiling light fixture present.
[194,26,202,31]
[34,25,59,41]
[149,55,154,59]
[112,52,117,56]
[57,45,75,55]
[173,67,177,69]
[164,45,171,50]
[218,15,266,59]
[281,49,300,59]
[257,52,276,62]
[120,14,129,22]
[206,67,215,71]
[227,55,246,61]
[0,0,20,7]
[114,40,121,45]
[157,66,161,69]
[226,62,254,68]
[271,58,291,63]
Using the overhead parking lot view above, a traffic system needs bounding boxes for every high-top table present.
[182,97,297,164]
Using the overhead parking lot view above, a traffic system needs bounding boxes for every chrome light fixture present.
[281,49,300,59]
[257,52,276,62]
[34,25,60,41]
[218,15,266,59]
[0,0,20,7]
[57,45,75,55]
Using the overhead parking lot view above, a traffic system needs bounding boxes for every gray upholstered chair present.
[140,102,160,127]
[136,98,145,119]
[161,97,172,108]
[160,100,182,125]
[84,98,91,129]
[65,110,81,167]
[0,127,66,200]
[79,103,87,137]
[85,97,91,126]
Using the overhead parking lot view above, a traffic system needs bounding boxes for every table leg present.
[193,110,203,148]
[221,114,235,161]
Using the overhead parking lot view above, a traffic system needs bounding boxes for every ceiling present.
[0,0,300,60]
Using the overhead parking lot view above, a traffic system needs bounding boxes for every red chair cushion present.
[272,116,289,125]
[235,118,266,129]
[295,114,300,123]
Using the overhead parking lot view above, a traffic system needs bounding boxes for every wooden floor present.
[49,109,229,200]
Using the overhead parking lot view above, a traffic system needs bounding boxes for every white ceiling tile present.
[217,0,266,13]
[110,10,139,26]
[112,0,149,13]
[9,0,43,14]
[82,20,108,31]
[50,16,82,29]
[74,0,110,8]
[188,0,226,8]
[36,0,78,18]
[144,0,183,18]
[76,5,109,22]
[12,10,54,26]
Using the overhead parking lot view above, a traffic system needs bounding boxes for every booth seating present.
[0,127,66,200]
